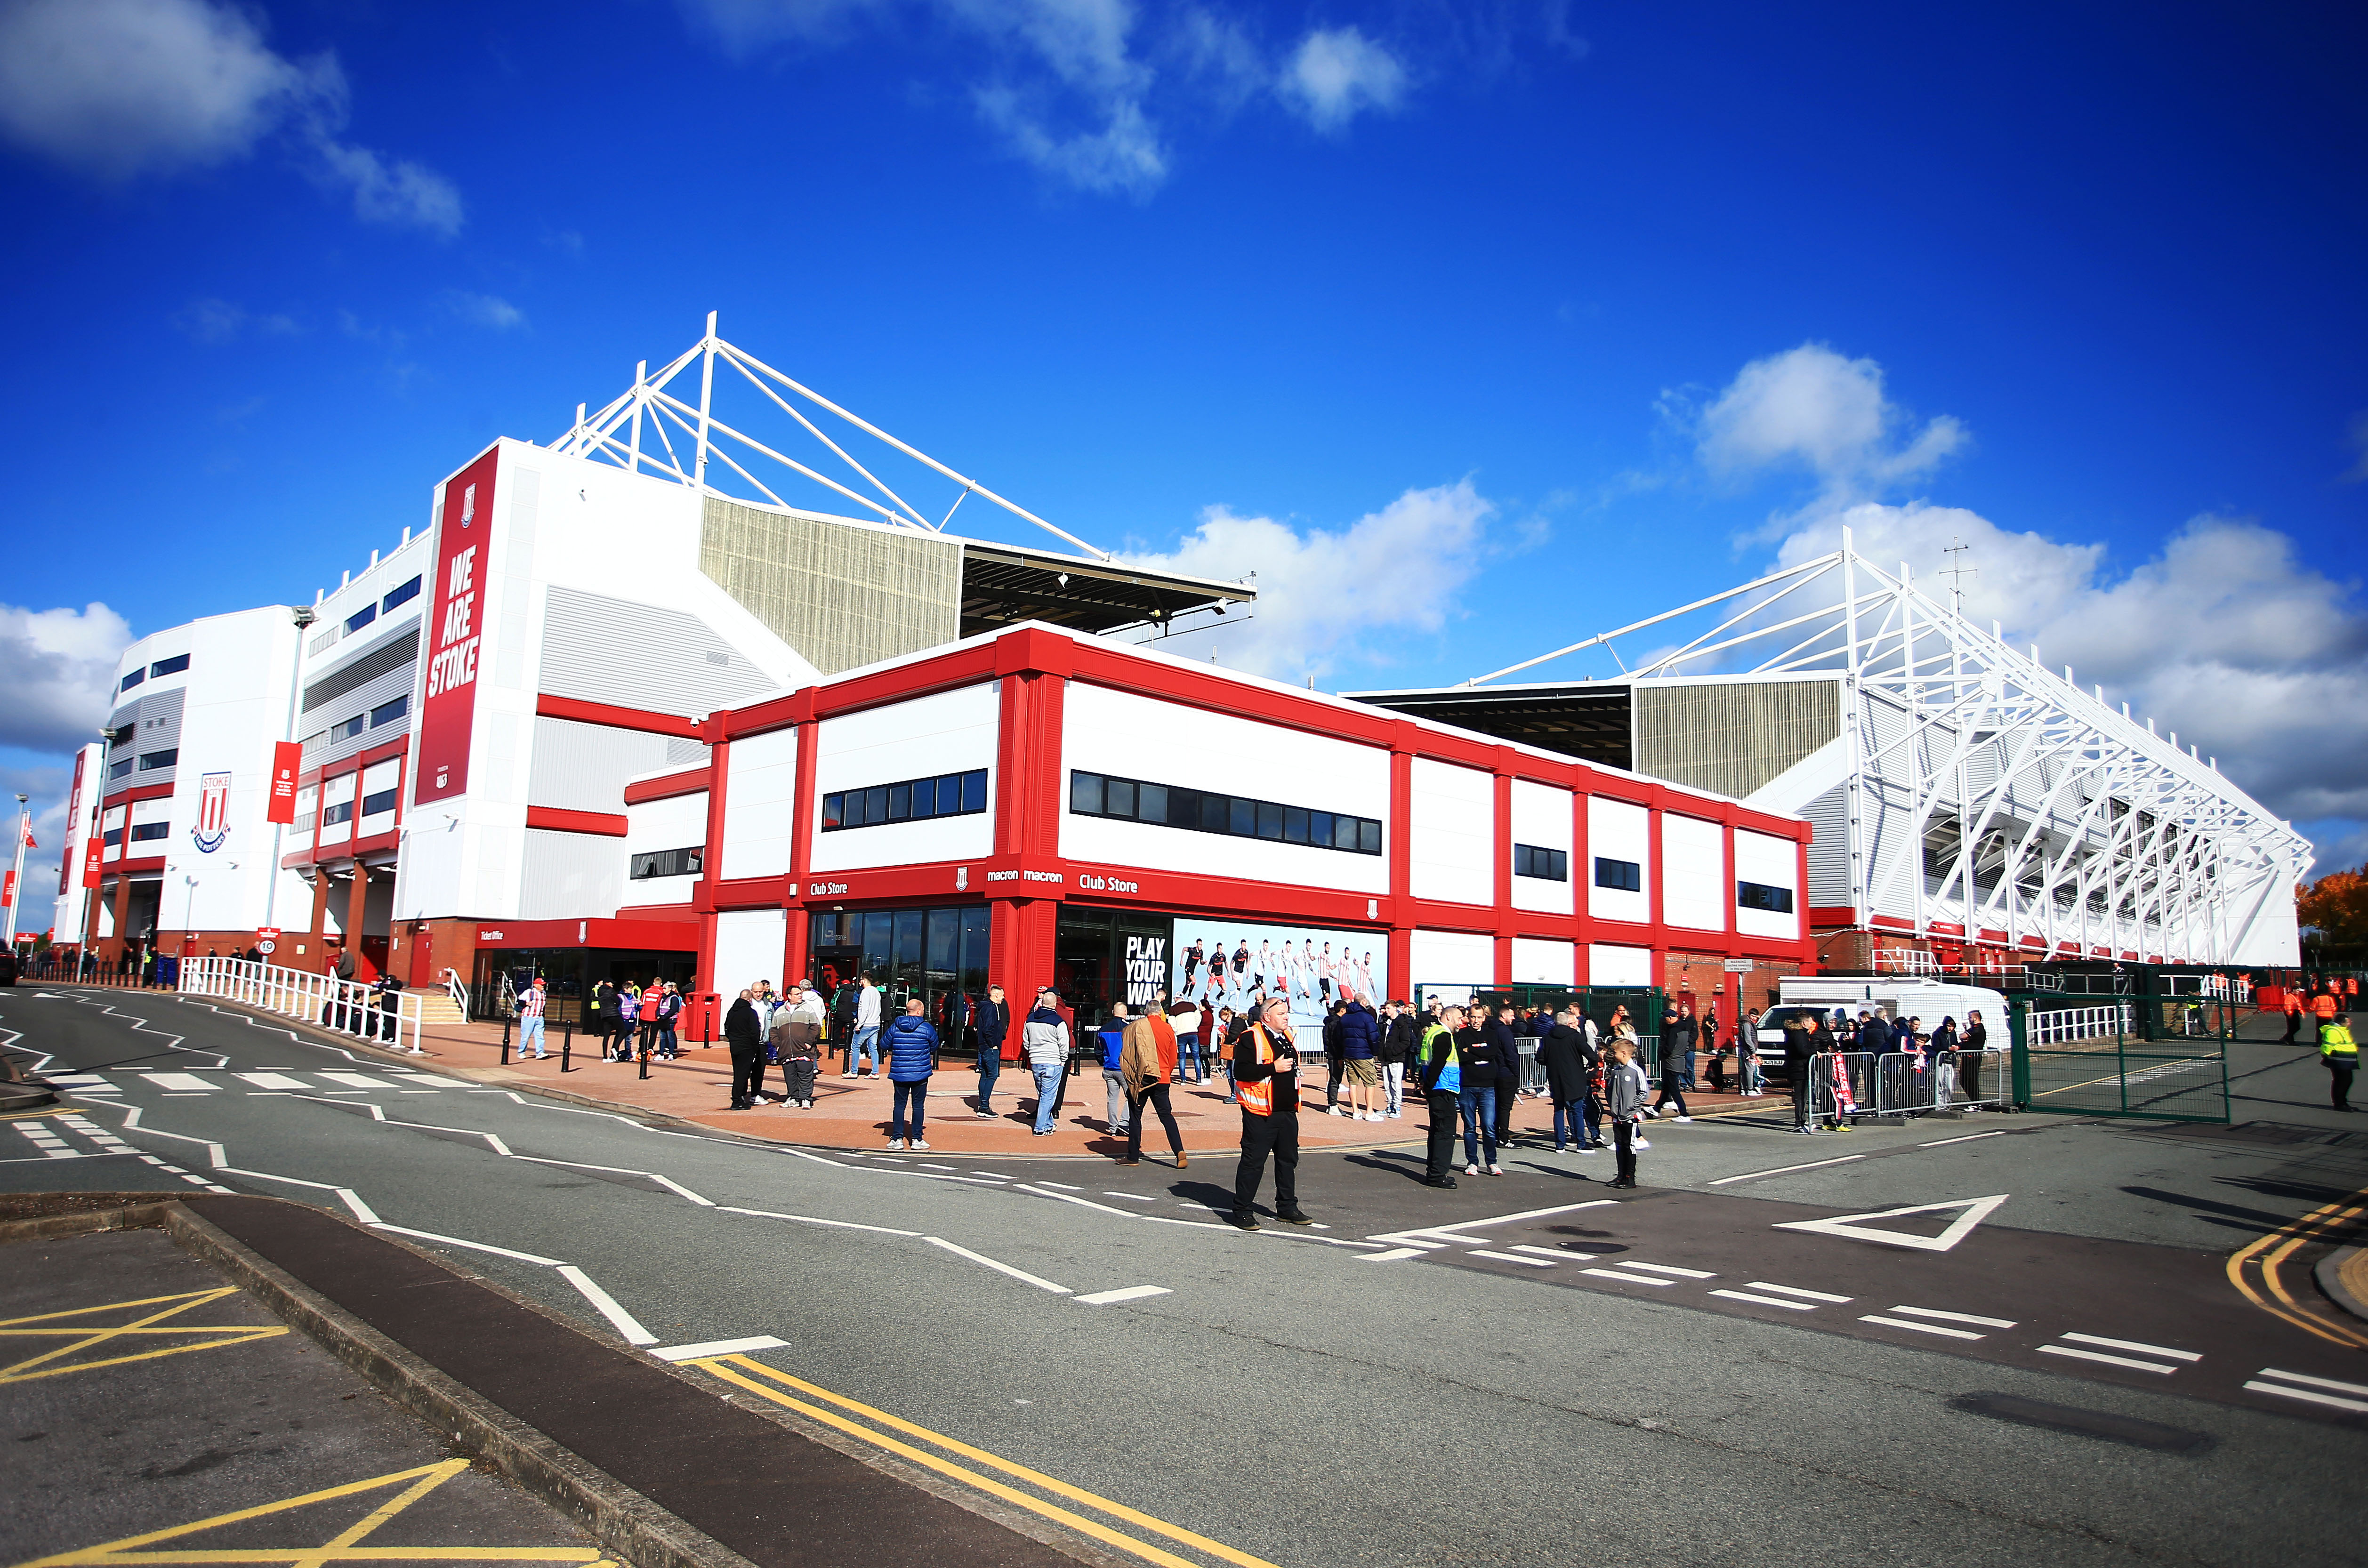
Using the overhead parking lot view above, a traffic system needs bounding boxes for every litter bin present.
[686,991,721,1045]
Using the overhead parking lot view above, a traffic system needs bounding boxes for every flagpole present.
[4,794,27,948]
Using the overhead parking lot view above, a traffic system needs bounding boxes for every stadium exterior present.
[1350,539,2310,974]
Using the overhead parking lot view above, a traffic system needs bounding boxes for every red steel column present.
[1492,757,1514,987]
[1385,728,1415,1002]
[783,720,817,982]
[1571,768,1592,986]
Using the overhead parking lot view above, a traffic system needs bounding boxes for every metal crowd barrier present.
[2028,1004,2134,1045]
[1873,1049,2009,1115]
[1807,1051,1877,1123]
[179,956,426,1054]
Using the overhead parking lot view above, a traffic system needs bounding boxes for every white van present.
[1760,978,2008,1046]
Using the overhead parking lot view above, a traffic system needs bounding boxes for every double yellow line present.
[689,1355,1276,1568]
[2226,1185,2368,1349]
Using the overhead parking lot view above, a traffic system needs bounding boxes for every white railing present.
[1873,949,1941,975]
[443,966,469,1016]
[180,956,427,1054]
[2027,1003,2133,1046]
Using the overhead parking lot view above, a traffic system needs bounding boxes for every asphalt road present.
[6,983,2367,1568]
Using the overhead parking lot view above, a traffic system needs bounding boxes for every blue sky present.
[2,0,2364,928]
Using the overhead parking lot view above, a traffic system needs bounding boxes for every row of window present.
[327,695,410,747]
[822,770,990,831]
[1514,844,1569,882]
[119,652,191,693]
[100,824,168,845]
[342,575,423,637]
[141,749,176,771]
[1070,770,1386,855]
[630,846,703,880]
[317,788,400,829]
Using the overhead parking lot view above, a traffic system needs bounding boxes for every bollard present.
[561,1022,572,1073]
[638,1041,650,1081]
[501,1017,511,1067]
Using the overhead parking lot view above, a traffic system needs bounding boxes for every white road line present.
[2060,1332,2200,1362]
[1708,1155,1864,1185]
[1102,1191,1158,1202]
[2039,1345,2176,1374]
[1036,1181,1083,1190]
[1583,1268,1675,1286]
[1359,1247,1428,1263]
[650,1336,789,1362]
[1747,1282,1853,1303]
[234,1073,312,1090]
[392,1073,473,1088]
[141,1073,216,1091]
[370,1223,566,1266]
[2256,1367,2368,1398]
[320,1072,400,1089]
[1919,1131,2008,1147]
[1368,1199,1619,1246]
[918,1164,958,1172]
[1019,1184,1154,1219]
[1075,1286,1173,1305]
[1625,1262,1717,1279]
[1711,1289,1819,1311]
[512,1154,712,1206]
[1859,1314,1984,1340]
[1511,1244,1595,1259]
[1889,1305,2016,1328]
[715,1206,922,1237]
[556,1265,658,1345]
[925,1235,1070,1294]
[968,1171,1007,1180]
[2245,1380,2368,1414]
[1468,1249,1557,1267]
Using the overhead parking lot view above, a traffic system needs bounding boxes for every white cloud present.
[1281,26,1406,133]
[0,762,73,940]
[0,0,460,234]
[172,297,299,344]
[440,290,528,331]
[974,85,1165,194]
[1697,342,1966,503]
[0,602,134,756]
[1123,481,1494,680]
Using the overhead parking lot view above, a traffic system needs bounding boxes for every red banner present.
[415,448,499,807]
[266,740,303,824]
[57,747,88,896]
[2,869,14,909]
[82,838,102,889]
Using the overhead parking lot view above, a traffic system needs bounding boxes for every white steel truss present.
[1464,534,2311,965]
[547,312,1113,561]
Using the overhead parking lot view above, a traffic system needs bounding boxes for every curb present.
[0,1199,178,1245]
[161,1199,761,1568]
[2317,1244,2368,1325]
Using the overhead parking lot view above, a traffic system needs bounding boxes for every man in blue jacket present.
[1336,992,1382,1121]
[884,998,939,1150]
[1099,1003,1132,1139]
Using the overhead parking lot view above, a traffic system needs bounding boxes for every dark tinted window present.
[150,653,191,677]
[1595,856,1642,893]
[822,793,844,828]
[1737,880,1795,914]
[821,770,990,831]
[630,846,704,879]
[1064,770,1382,855]
[371,695,408,728]
[345,602,377,635]
[121,667,145,692]
[362,788,399,816]
[139,749,177,771]
[383,576,423,612]
[130,821,169,842]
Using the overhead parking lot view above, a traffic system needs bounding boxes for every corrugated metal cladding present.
[540,585,777,717]
[302,648,417,772]
[1804,783,1851,905]
[1633,680,1840,799]
[304,619,422,714]
[526,717,707,813]
[699,495,959,675]
[519,827,624,921]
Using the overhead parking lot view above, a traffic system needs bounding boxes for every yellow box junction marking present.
[691,1353,1279,1568]
[6,1457,615,1568]
[0,1288,288,1386]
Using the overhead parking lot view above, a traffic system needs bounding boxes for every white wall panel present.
[1061,683,1389,894]
[712,908,789,996]
[1511,937,1575,986]
[1510,779,1574,915]
[1734,827,1801,941]
[1411,928,1494,990]
[1588,797,1650,924]
[517,828,622,920]
[1662,812,1726,933]
[809,683,999,872]
[1589,943,1652,986]
[1411,758,1493,907]
[720,726,801,879]
[622,791,709,909]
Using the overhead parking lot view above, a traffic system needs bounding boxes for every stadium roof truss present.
[1460,535,2311,965]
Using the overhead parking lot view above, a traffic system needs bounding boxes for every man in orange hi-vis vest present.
[1231,997,1313,1231]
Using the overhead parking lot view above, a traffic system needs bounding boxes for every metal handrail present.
[179,956,426,1054]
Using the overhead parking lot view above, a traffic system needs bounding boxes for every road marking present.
[649,1335,789,1361]
[320,1071,400,1089]
[392,1072,473,1088]
[1709,1155,1866,1185]
[1889,1305,2016,1328]
[2060,1331,2199,1362]
[1710,1289,1819,1310]
[139,1074,215,1091]
[2247,1369,2368,1413]
[1511,1244,1594,1259]
[2038,1344,2177,1373]
[2256,1367,2368,1397]
[918,1163,958,1171]
[715,1205,922,1237]
[1746,1282,1853,1303]
[693,1355,1279,1568]
[1468,1249,1557,1267]
[925,1236,1071,1294]
[1037,1181,1083,1190]
[1920,1131,2008,1147]
[1359,1247,1428,1263]
[234,1073,312,1090]
[1582,1268,1675,1286]
[2226,1187,2368,1351]
[1076,1286,1174,1305]
[555,1266,658,1346]
[1773,1194,2010,1253]
[1368,1199,1618,1247]
[369,1223,566,1266]
[1103,1191,1158,1202]
[1859,1314,1985,1339]
[0,1287,288,1385]
[1624,1262,1716,1279]
[2244,1379,2368,1414]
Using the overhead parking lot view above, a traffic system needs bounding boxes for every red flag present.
[82,838,103,889]
[2,869,14,909]
[267,741,303,825]
[17,817,31,849]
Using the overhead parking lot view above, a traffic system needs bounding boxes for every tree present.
[2298,865,2368,948]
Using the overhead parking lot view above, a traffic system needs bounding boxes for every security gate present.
[2009,987,2231,1123]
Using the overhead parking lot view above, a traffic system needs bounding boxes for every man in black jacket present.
[1378,999,1420,1120]
[975,984,1011,1119]
[1485,1004,1523,1145]
[1786,1016,1820,1133]
[1651,1005,1694,1121]
[1535,1007,1599,1153]
[724,990,764,1110]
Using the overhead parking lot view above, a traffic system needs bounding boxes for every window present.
[138,749,177,771]
[109,758,134,780]
[130,821,169,842]
[630,846,704,880]
[1737,880,1795,914]
[102,827,123,847]
[109,723,135,749]
[149,653,190,678]
[1514,844,1569,881]
[382,575,422,612]
[1065,770,1385,857]
[370,695,408,728]
[1594,856,1642,893]
[322,800,355,826]
[331,715,367,742]
[361,788,399,817]
[821,769,990,832]
[345,602,377,635]
[120,667,145,692]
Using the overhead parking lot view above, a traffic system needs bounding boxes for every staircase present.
[412,989,469,1027]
